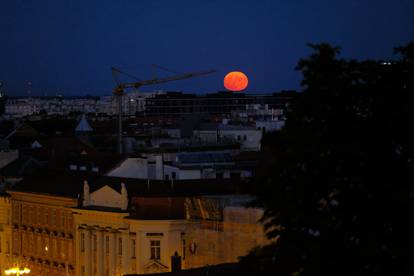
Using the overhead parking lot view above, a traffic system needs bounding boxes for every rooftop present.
[9,169,248,199]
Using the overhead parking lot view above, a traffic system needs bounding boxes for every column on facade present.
[109,231,116,275]
[84,229,91,276]
[135,231,142,275]
[96,229,104,276]
[76,229,81,276]
[122,231,129,274]
[90,230,95,276]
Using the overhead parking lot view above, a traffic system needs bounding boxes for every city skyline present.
[1,0,414,96]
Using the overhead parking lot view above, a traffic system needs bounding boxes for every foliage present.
[242,42,414,275]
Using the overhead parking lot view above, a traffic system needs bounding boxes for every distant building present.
[106,152,255,181]
[193,123,262,151]
[4,99,36,118]
[145,91,295,116]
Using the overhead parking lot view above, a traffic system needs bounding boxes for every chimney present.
[82,180,90,207]
[171,251,182,273]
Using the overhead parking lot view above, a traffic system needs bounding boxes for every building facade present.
[145,92,294,116]
[0,193,12,275]
[8,191,77,276]
[6,176,269,276]
[73,209,188,276]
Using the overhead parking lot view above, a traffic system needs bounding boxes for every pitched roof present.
[75,115,93,132]
[9,169,98,198]
[128,196,186,220]
[0,155,45,178]
[10,169,248,199]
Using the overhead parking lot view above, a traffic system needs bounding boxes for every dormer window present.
[69,165,77,171]
[80,150,88,155]
[79,166,86,171]
[92,167,99,173]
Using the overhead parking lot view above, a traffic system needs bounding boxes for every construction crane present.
[111,66,216,154]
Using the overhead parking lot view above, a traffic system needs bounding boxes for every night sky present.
[1,0,413,96]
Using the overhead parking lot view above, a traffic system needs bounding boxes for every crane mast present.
[112,67,215,154]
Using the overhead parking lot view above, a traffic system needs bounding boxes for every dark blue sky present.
[1,0,413,96]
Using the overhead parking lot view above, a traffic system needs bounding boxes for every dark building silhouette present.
[145,91,296,116]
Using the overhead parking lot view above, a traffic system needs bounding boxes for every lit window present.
[150,240,161,260]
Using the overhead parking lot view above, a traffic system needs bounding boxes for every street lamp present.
[4,267,31,275]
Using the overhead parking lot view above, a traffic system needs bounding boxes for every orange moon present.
[224,71,248,91]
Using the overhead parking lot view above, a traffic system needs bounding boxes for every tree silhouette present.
[242,42,414,276]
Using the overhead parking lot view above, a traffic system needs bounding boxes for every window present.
[118,237,122,255]
[105,236,109,254]
[61,215,65,228]
[93,235,97,252]
[81,265,85,276]
[131,239,136,258]
[80,233,85,252]
[216,172,224,179]
[150,240,161,260]
[182,239,186,260]
[44,209,49,225]
[165,174,170,180]
[51,209,56,226]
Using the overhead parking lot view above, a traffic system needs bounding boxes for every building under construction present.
[144,91,296,116]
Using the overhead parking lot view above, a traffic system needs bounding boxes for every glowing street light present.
[4,267,31,275]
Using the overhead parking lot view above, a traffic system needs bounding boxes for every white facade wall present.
[193,130,217,143]
[256,120,285,132]
[219,129,262,151]
[73,209,187,276]
[179,170,202,180]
